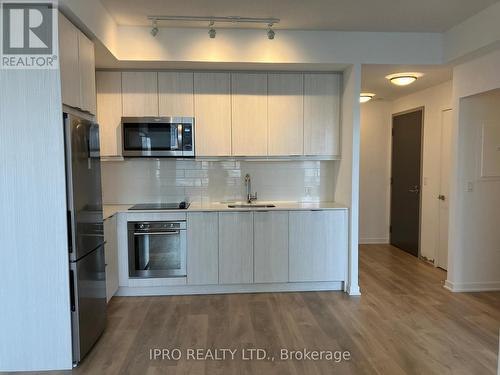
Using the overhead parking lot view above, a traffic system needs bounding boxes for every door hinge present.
[389,225,392,233]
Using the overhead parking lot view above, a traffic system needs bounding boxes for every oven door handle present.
[133,231,180,236]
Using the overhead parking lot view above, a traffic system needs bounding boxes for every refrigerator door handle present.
[69,269,76,312]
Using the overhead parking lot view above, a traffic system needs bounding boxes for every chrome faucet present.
[244,174,257,203]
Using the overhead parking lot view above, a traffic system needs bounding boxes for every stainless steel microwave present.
[122,117,195,157]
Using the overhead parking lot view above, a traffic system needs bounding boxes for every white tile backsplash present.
[101,159,337,204]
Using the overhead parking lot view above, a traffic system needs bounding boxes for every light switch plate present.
[465,181,474,192]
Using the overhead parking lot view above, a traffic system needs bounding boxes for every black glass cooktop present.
[129,202,190,210]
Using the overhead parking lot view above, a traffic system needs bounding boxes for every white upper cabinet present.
[95,70,341,158]
[58,14,80,109]
[231,73,268,156]
[304,73,341,156]
[268,73,304,156]
[194,72,232,156]
[96,71,122,157]
[78,31,96,115]
[58,12,96,115]
[122,72,159,117]
[158,72,194,117]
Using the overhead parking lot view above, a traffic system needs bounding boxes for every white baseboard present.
[359,237,389,244]
[445,280,500,292]
[116,281,344,297]
[346,283,361,296]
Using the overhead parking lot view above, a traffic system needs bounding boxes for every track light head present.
[150,20,158,36]
[208,20,216,38]
[267,23,275,40]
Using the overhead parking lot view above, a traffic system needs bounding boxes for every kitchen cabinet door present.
[304,74,341,156]
[96,71,122,157]
[218,212,253,284]
[254,211,289,283]
[193,72,232,156]
[268,73,304,156]
[289,210,347,282]
[122,72,159,116]
[158,72,194,117]
[104,215,119,302]
[231,73,268,156]
[187,212,219,285]
[78,31,97,115]
[58,13,80,109]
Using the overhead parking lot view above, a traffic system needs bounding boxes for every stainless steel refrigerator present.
[64,108,106,365]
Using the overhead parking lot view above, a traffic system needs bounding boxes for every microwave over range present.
[122,117,195,157]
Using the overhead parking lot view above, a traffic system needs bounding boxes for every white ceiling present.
[101,0,499,32]
[362,64,453,101]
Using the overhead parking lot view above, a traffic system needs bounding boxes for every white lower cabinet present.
[104,215,119,302]
[187,212,219,285]
[289,211,347,282]
[254,211,289,283]
[218,212,254,284]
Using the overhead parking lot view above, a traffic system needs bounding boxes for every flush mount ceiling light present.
[385,72,423,86]
[150,19,159,37]
[360,93,376,103]
[146,15,280,39]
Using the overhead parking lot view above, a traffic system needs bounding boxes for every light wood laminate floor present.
[13,245,500,374]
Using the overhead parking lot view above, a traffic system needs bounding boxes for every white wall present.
[335,64,361,295]
[391,81,452,260]
[0,70,73,370]
[447,91,500,290]
[446,49,500,291]
[359,81,452,262]
[101,159,337,204]
[444,1,500,63]
[115,27,443,65]
[359,101,391,244]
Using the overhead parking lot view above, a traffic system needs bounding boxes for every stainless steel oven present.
[128,221,187,278]
[122,117,194,157]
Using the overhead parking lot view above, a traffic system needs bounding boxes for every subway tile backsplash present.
[101,159,337,204]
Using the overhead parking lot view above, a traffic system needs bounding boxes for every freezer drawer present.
[70,244,107,364]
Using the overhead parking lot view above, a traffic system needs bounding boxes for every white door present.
[437,109,453,270]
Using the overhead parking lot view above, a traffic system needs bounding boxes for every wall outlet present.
[465,181,474,192]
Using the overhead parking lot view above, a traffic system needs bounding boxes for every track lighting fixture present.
[267,24,275,40]
[146,15,280,40]
[150,19,158,37]
[208,21,216,39]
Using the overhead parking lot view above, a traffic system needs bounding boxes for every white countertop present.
[103,201,348,220]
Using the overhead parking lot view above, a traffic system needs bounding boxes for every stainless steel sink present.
[228,204,276,208]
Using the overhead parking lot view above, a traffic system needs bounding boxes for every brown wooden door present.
[390,109,423,257]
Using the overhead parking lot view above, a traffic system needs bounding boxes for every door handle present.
[408,185,420,194]
[438,194,446,201]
